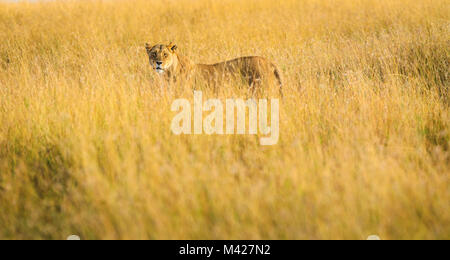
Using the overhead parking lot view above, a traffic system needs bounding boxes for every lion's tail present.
[271,63,283,97]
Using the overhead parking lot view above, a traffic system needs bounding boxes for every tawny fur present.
[145,43,282,95]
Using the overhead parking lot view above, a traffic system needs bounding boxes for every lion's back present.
[201,56,274,75]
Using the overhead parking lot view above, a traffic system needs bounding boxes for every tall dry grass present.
[0,0,449,239]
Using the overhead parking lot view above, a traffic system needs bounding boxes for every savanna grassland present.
[0,0,449,239]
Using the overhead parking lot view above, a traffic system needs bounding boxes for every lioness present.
[145,42,282,95]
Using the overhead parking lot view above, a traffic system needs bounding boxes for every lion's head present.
[145,42,178,74]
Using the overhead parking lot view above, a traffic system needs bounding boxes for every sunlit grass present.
[0,0,448,239]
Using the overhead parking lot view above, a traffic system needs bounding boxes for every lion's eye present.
[152,53,157,58]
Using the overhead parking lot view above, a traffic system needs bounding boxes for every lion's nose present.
[156,61,162,66]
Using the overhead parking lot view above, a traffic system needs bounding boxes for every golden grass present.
[0,0,449,239]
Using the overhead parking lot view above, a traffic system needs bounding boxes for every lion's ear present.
[145,43,151,51]
[167,42,178,52]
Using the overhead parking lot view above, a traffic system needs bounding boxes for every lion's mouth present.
[155,67,165,74]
